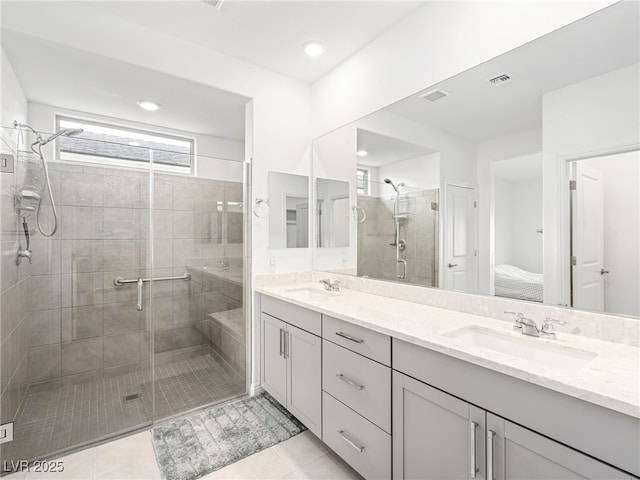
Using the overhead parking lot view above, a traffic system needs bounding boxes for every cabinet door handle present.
[336,374,364,391]
[279,328,284,357]
[470,421,479,478]
[337,429,364,453]
[335,331,364,344]
[487,429,495,480]
[284,331,289,359]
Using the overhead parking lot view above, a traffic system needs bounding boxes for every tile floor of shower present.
[2,354,244,469]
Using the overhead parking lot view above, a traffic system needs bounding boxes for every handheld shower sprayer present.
[13,121,84,237]
[383,178,406,194]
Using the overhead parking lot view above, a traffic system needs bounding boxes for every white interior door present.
[572,164,604,312]
[296,202,309,248]
[444,182,477,293]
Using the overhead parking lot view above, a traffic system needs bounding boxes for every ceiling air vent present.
[488,74,512,86]
[420,88,449,102]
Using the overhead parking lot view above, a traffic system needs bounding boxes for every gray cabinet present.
[260,307,321,437]
[286,324,322,437]
[486,414,631,480]
[261,312,287,405]
[393,370,631,480]
[393,371,485,480]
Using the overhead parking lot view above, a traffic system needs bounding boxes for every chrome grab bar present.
[113,273,191,286]
[336,374,364,391]
[136,277,143,312]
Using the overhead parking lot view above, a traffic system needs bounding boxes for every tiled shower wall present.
[21,161,243,391]
[357,189,439,287]
[0,143,30,425]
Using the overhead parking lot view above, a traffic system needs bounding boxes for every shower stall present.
[0,124,249,469]
[357,180,439,287]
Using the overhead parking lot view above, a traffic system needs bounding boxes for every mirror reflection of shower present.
[13,121,84,239]
[384,177,408,279]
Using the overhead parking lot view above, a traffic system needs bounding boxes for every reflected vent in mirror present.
[419,88,449,102]
[488,73,512,85]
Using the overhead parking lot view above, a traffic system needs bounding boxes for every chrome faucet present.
[505,311,565,339]
[319,279,340,291]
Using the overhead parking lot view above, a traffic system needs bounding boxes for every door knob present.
[447,263,458,268]
[600,268,610,275]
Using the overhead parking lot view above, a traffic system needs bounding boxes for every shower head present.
[383,178,406,194]
[36,128,84,147]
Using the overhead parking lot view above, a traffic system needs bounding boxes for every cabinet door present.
[287,324,322,437]
[261,313,287,405]
[393,371,485,480]
[486,413,630,480]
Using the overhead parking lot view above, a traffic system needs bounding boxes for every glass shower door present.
[151,155,247,422]
[0,128,154,468]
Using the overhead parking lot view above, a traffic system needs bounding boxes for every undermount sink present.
[445,326,597,371]
[285,287,340,300]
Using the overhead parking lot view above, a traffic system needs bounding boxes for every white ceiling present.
[0,0,426,141]
[4,0,426,84]
[1,30,249,140]
[385,2,640,143]
[357,129,434,168]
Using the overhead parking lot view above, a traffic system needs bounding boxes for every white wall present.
[0,47,28,129]
[311,1,616,136]
[494,177,543,273]
[494,179,514,267]
[542,63,640,306]
[27,102,245,181]
[377,153,440,192]
[477,130,542,294]
[584,152,639,317]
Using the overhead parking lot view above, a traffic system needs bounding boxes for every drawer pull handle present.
[337,429,365,453]
[335,331,364,344]
[336,374,364,391]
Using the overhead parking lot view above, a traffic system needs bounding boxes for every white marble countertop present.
[257,282,640,419]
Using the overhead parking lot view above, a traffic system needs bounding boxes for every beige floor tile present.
[278,472,299,479]
[28,448,95,480]
[273,431,329,469]
[94,431,161,480]
[201,447,292,480]
[2,469,27,480]
[292,451,363,480]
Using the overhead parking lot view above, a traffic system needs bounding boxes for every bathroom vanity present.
[257,282,639,480]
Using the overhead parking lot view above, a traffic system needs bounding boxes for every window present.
[356,167,370,195]
[56,117,194,174]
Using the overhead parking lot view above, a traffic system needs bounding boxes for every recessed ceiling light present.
[137,100,162,112]
[303,41,325,57]
[357,150,369,157]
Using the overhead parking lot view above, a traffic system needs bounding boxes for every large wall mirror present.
[268,171,310,248]
[312,2,639,318]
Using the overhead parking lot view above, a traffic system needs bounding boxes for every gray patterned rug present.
[151,392,307,480]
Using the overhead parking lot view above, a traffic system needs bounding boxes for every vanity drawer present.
[322,315,390,366]
[261,294,321,336]
[322,392,391,480]
[322,340,391,433]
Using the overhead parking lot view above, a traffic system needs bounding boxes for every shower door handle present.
[136,277,143,311]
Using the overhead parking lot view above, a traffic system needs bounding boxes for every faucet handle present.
[504,311,524,330]
[541,317,566,339]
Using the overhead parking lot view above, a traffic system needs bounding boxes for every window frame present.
[356,167,370,195]
[55,115,196,175]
